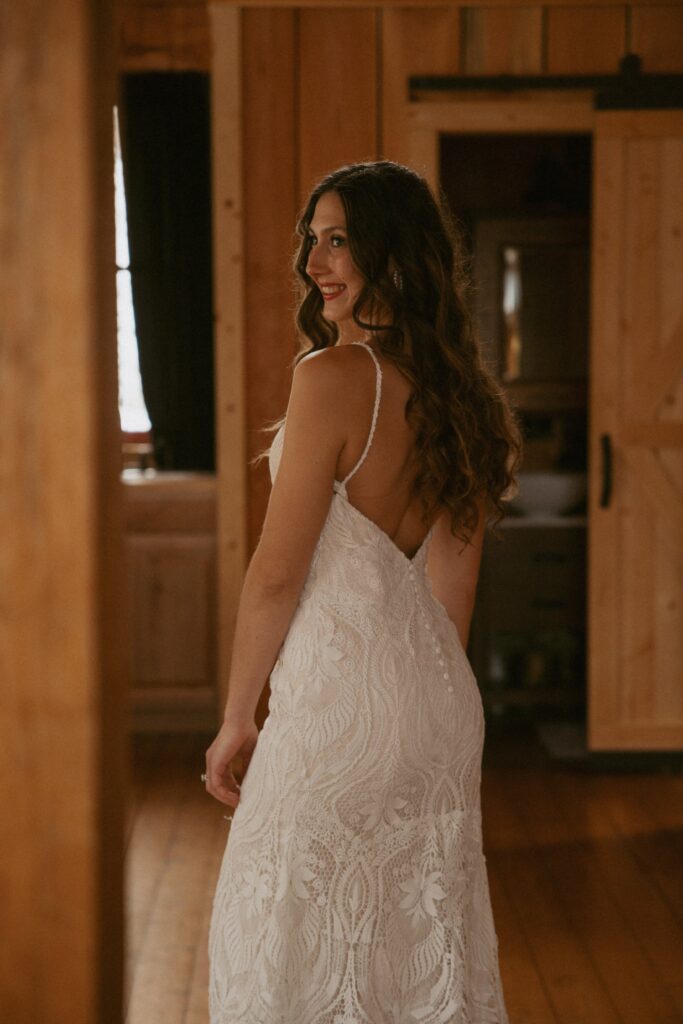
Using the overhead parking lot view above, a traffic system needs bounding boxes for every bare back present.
[333,341,437,560]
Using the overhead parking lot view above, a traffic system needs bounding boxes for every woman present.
[205,160,521,1023]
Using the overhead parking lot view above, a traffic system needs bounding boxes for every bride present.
[204,160,520,1023]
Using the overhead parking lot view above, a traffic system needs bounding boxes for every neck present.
[336,324,372,346]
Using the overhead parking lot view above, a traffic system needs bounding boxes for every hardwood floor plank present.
[626,772,683,833]
[558,773,683,1017]
[486,857,560,1024]
[125,737,195,1005]
[482,764,620,1024]
[184,816,227,1024]
[589,773,683,922]
[503,766,681,1023]
[126,735,223,1024]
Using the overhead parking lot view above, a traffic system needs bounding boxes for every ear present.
[386,255,403,292]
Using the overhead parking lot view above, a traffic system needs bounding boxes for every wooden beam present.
[597,109,683,137]
[408,93,595,128]
[0,1,125,1021]
[243,8,298,558]
[208,0,670,8]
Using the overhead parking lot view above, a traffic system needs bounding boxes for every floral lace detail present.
[209,373,509,1023]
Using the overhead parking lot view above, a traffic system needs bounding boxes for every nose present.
[306,243,328,278]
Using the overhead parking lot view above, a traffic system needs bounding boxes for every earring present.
[393,269,403,291]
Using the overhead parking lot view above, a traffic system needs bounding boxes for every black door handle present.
[600,433,612,508]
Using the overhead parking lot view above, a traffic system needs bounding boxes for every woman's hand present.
[204,718,260,808]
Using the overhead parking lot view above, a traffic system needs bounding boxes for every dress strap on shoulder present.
[341,341,383,488]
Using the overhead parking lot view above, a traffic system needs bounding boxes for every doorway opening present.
[440,133,592,725]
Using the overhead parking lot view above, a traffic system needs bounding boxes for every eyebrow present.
[308,225,346,234]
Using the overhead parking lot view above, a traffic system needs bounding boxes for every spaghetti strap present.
[341,341,383,488]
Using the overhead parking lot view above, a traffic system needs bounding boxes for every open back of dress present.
[209,342,509,1024]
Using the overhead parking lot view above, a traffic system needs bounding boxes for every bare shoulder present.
[297,343,369,374]
[293,345,369,409]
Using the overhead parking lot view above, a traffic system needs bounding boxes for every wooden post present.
[209,3,248,721]
[0,1,125,1020]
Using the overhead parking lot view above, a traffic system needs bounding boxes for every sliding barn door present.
[589,110,683,750]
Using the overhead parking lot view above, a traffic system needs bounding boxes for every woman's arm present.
[426,498,487,650]
[204,349,350,805]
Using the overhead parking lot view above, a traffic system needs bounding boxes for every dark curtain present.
[121,72,215,471]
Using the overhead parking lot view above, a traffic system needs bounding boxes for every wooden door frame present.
[407,91,598,736]
[407,92,596,188]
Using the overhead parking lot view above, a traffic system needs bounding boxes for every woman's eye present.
[307,235,317,247]
[330,235,346,248]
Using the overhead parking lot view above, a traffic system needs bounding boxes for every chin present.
[323,309,352,325]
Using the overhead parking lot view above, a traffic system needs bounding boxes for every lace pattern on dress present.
[208,340,510,1024]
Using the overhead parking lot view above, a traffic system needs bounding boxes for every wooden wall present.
[118,0,683,546]
[1,1,125,1020]
[119,0,210,69]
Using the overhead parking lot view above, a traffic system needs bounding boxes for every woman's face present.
[305,190,365,326]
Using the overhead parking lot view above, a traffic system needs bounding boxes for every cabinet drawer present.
[477,526,586,630]
[482,529,585,585]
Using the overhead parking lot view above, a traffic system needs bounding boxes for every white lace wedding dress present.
[209,342,509,1024]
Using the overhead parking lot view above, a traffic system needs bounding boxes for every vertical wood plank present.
[243,8,298,561]
[0,0,124,1021]
[209,3,247,721]
[632,6,683,73]
[622,138,658,724]
[462,6,543,75]
[656,138,683,721]
[298,8,378,199]
[588,135,624,748]
[547,5,625,75]
[95,1,128,1017]
[167,3,211,68]
[624,140,660,425]
[382,6,460,165]
[407,121,441,190]
[658,140,683,363]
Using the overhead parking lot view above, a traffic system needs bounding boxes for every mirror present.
[475,216,590,392]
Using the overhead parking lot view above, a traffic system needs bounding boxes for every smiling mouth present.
[320,284,346,301]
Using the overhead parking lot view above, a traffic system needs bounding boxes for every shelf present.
[498,514,587,529]
[502,378,587,412]
[482,686,584,708]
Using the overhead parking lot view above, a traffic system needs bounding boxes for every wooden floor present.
[125,722,683,1024]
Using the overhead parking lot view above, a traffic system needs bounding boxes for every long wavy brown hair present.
[257,160,522,546]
